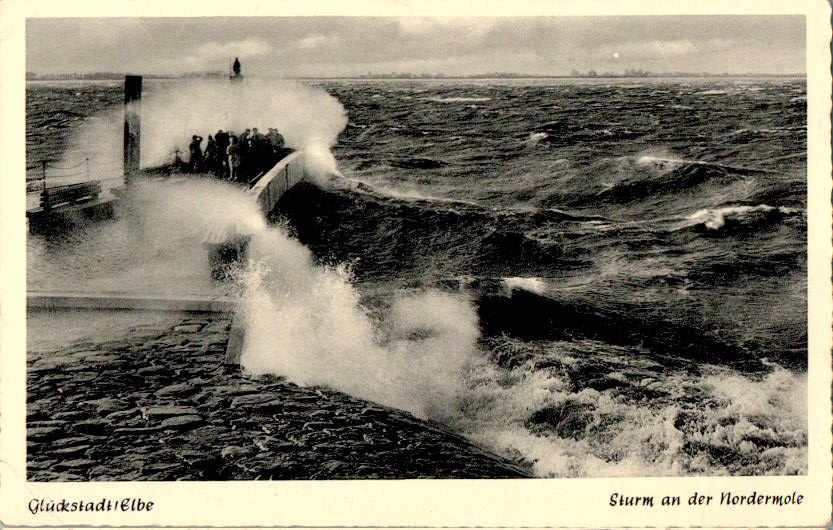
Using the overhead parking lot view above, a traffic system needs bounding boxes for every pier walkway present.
[27,308,531,480]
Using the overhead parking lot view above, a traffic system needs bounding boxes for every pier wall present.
[28,291,237,313]
[250,150,305,216]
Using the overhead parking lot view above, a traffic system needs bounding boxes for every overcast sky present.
[26,16,805,77]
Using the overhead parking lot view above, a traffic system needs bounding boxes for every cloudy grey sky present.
[27,16,805,77]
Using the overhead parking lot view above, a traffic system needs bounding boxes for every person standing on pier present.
[189,135,204,173]
[227,135,241,182]
[205,134,218,175]
[267,128,284,151]
[267,128,285,161]
[250,128,268,174]
[215,130,230,178]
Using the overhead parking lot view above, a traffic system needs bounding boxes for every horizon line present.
[26,72,807,80]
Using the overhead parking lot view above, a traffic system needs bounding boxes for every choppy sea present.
[26,77,807,477]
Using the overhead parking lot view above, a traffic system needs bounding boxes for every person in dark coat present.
[267,128,285,150]
[250,127,269,174]
[205,135,218,175]
[215,130,230,178]
[267,128,286,161]
[238,129,251,179]
[189,135,204,173]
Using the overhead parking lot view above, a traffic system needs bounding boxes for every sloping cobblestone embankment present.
[28,314,531,480]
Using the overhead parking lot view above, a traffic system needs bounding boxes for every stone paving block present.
[142,405,200,420]
[155,383,199,398]
[173,324,204,333]
[53,458,97,471]
[53,445,92,457]
[160,415,205,430]
[28,426,63,441]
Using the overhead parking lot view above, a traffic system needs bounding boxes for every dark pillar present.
[123,75,142,185]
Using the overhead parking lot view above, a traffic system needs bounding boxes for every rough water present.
[26,77,807,477]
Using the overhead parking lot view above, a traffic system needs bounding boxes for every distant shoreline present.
[26,73,805,82]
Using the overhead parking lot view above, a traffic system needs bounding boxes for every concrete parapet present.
[249,150,305,216]
[28,291,249,366]
[27,291,237,313]
[224,312,246,365]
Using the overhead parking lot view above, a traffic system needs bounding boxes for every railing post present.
[41,161,50,211]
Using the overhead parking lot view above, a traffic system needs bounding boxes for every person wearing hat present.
[189,134,204,173]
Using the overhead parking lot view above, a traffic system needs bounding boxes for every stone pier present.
[27,310,531,480]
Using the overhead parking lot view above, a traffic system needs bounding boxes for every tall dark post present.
[123,75,142,185]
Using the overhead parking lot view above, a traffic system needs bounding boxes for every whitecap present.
[502,276,548,295]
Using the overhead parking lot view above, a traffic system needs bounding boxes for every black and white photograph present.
[1,2,831,528]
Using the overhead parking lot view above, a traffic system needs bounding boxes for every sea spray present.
[129,178,266,237]
[301,140,343,183]
[239,225,480,420]
[458,356,807,477]
[81,178,264,296]
[58,78,347,182]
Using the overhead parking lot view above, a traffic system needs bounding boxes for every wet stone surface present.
[28,314,529,480]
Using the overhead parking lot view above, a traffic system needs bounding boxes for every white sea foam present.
[239,225,481,420]
[465,359,807,477]
[636,154,687,168]
[330,173,480,207]
[503,276,548,295]
[526,132,549,145]
[102,178,263,296]
[687,204,784,230]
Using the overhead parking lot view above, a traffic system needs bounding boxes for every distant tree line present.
[342,71,801,79]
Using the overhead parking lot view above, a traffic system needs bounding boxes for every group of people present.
[187,127,287,183]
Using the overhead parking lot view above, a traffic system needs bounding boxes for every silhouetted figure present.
[250,127,269,175]
[267,128,285,150]
[205,135,219,174]
[189,135,204,173]
[238,129,251,179]
[215,130,230,177]
[266,128,285,162]
[231,57,242,81]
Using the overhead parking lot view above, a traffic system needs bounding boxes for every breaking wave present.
[234,206,806,477]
